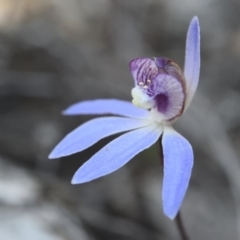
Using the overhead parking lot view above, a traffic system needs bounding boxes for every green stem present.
[175,212,190,240]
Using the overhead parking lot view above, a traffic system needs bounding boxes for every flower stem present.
[175,212,190,240]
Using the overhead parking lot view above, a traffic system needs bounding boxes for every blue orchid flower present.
[49,17,200,219]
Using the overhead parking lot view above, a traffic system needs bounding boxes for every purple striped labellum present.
[130,57,186,123]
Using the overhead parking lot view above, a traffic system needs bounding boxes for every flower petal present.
[49,117,152,159]
[72,125,162,184]
[184,16,200,109]
[161,126,193,219]
[63,99,149,119]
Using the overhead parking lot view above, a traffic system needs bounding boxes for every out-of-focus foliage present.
[0,0,240,239]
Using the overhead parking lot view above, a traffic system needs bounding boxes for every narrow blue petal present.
[49,117,152,159]
[63,99,149,119]
[162,127,193,219]
[72,125,162,184]
[184,16,200,109]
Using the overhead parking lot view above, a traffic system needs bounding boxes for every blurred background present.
[1,0,240,239]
